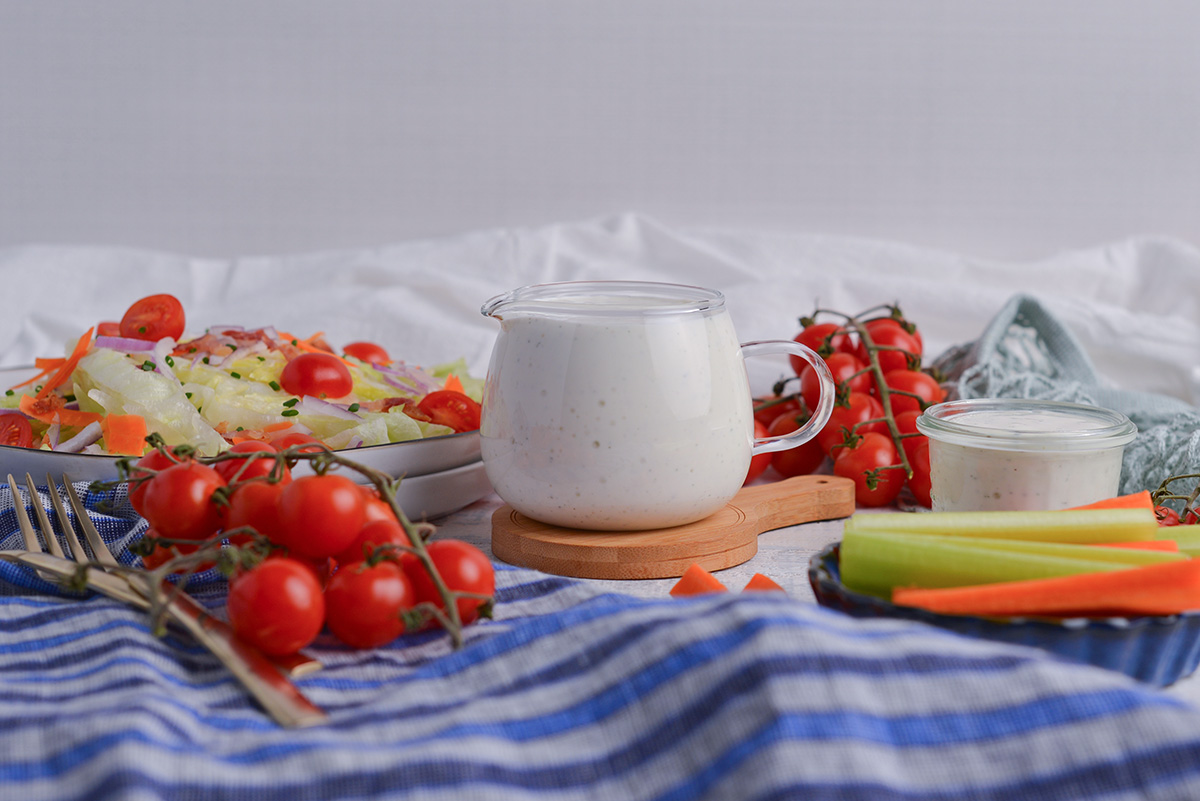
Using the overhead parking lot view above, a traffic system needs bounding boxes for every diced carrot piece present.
[743,573,786,593]
[99,414,148,455]
[669,564,728,597]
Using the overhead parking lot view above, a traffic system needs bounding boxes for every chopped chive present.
[165,355,175,367]
[230,371,241,379]
[188,347,197,353]
[291,339,298,346]
[269,381,281,391]
[227,344,237,351]
[281,409,299,417]
[138,326,147,334]
[63,394,75,402]
[4,389,12,396]
[283,398,299,408]
[185,392,193,399]
[257,356,266,362]
[348,403,360,412]
[140,360,155,371]
[202,357,210,364]
[236,426,244,431]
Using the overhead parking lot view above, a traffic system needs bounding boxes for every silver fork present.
[2,473,328,728]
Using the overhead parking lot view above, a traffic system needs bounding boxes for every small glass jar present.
[916,398,1138,512]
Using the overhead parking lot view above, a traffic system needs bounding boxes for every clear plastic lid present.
[916,398,1138,452]
[480,281,724,320]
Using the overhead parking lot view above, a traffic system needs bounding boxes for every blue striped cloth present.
[4,484,1200,800]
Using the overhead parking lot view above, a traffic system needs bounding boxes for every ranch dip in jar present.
[916,398,1138,512]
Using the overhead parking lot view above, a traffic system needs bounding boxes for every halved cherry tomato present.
[140,462,226,541]
[343,341,391,365]
[325,560,415,649]
[96,321,122,337]
[745,421,773,485]
[227,558,325,655]
[280,353,354,399]
[271,431,325,453]
[214,440,291,485]
[119,294,186,342]
[276,474,367,560]
[416,390,482,433]
[0,414,33,448]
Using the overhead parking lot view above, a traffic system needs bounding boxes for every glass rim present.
[916,398,1138,452]
[481,280,725,319]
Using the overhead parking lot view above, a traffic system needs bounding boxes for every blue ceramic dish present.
[808,542,1200,687]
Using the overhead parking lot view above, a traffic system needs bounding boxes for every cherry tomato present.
[276,474,367,560]
[325,560,415,649]
[335,518,412,565]
[800,352,872,412]
[214,441,291,485]
[745,421,773,485]
[405,539,494,626]
[0,414,33,448]
[855,318,922,373]
[833,432,905,507]
[223,480,287,544]
[227,558,325,655]
[271,430,326,453]
[139,535,216,574]
[140,462,227,541]
[416,390,482,433]
[816,392,887,456]
[893,410,929,463]
[280,353,354,399]
[753,395,803,430]
[766,412,827,477]
[791,322,853,372]
[127,449,178,515]
[882,370,946,415]
[906,438,933,508]
[360,486,395,523]
[343,341,391,365]
[1156,506,1182,526]
[119,294,186,342]
[96,321,122,337]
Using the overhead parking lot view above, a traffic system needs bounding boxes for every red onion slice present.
[295,395,362,421]
[95,336,157,353]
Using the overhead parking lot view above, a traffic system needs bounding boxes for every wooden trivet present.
[491,474,856,580]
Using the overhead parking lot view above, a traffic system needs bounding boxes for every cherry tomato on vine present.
[893,409,929,462]
[855,319,922,373]
[791,322,853,372]
[753,395,803,430]
[1156,506,1182,526]
[359,486,395,523]
[745,421,773,485]
[882,370,945,415]
[417,390,482,433]
[140,462,227,541]
[335,518,412,566]
[214,440,290,485]
[0,414,33,448]
[227,558,325,655]
[800,352,872,411]
[139,534,215,574]
[766,412,826,477]
[128,449,178,515]
[119,294,186,342]
[343,341,391,365]
[224,480,287,544]
[280,352,354,399]
[271,430,325,453]
[405,539,494,626]
[833,432,905,507]
[325,560,415,649]
[907,438,933,508]
[276,474,367,560]
[816,392,887,456]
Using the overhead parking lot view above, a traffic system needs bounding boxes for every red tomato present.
[271,431,326,453]
[280,353,354,399]
[745,421,773,485]
[360,487,395,523]
[833,432,905,507]
[276,474,367,560]
[139,535,216,574]
[96,321,122,337]
[405,539,494,626]
[214,441,291,485]
[416,390,482,433]
[766,412,827,477]
[0,414,33,448]
[882,370,946,415]
[335,518,412,565]
[906,438,933,508]
[855,318,922,373]
[119,294,186,342]
[127,449,178,515]
[791,322,853,372]
[227,558,325,656]
[816,392,887,456]
[140,462,227,541]
[752,395,803,429]
[1156,506,1182,526]
[800,352,872,412]
[893,410,929,463]
[224,480,287,544]
[325,560,415,649]
[343,341,391,365]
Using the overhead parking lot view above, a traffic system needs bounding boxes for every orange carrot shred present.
[442,374,466,394]
[892,559,1200,618]
[669,564,728,597]
[36,327,95,399]
[743,573,786,593]
[18,393,103,429]
[99,414,148,455]
[1095,540,1179,552]
[1068,490,1154,512]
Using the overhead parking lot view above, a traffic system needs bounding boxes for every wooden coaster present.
[491,474,856,580]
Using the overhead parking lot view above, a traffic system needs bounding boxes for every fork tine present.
[6,474,41,552]
[45,474,88,565]
[60,477,121,569]
[22,474,65,559]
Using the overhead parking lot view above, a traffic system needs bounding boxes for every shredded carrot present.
[442,374,466,394]
[892,559,1200,617]
[1095,540,1180,552]
[262,421,295,433]
[669,564,728,597]
[1068,490,1154,512]
[18,393,102,429]
[100,414,148,455]
[743,573,786,593]
[36,327,95,399]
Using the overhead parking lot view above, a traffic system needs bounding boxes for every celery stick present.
[1161,528,1200,549]
[843,508,1159,544]
[839,529,1132,600]
[884,533,1185,566]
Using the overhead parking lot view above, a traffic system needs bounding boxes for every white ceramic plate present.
[393,460,493,520]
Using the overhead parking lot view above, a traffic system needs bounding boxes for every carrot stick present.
[743,573,786,593]
[892,559,1200,617]
[1096,540,1179,552]
[36,327,95,399]
[99,414,148,455]
[670,564,728,597]
[1068,490,1154,512]
[18,393,103,428]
